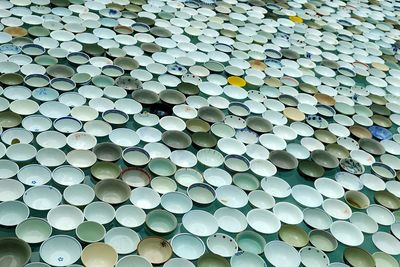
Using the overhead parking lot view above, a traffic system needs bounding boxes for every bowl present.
[261,176,292,198]
[122,147,151,167]
[372,232,400,256]
[148,158,177,176]
[17,164,51,186]
[76,221,106,243]
[40,235,81,267]
[130,187,161,210]
[230,251,266,267]
[52,165,85,186]
[359,138,386,155]
[164,258,195,267]
[137,237,172,265]
[374,190,400,210]
[160,191,193,214]
[330,221,364,246]
[371,162,396,180]
[207,233,238,258]
[246,116,273,133]
[117,255,152,267]
[36,148,66,167]
[269,150,299,170]
[278,224,309,248]
[95,179,131,204]
[323,198,352,220]
[214,207,247,234]
[314,178,345,199]
[349,212,378,234]
[0,238,31,267]
[186,118,210,133]
[66,132,97,150]
[367,204,396,226]
[292,185,323,208]
[175,168,203,188]
[91,162,121,180]
[0,201,29,227]
[84,202,115,225]
[197,253,230,267]
[311,149,339,169]
[105,227,141,254]
[171,233,205,260]
[63,184,95,206]
[92,142,122,162]
[120,167,151,188]
[298,160,325,180]
[16,217,52,244]
[197,148,224,168]
[344,191,370,209]
[182,210,218,237]
[344,247,375,267]
[264,241,301,267]
[162,130,192,150]
[247,209,281,234]
[373,252,399,267]
[115,205,146,228]
[81,243,118,267]
[187,183,216,205]
[235,230,266,255]
[273,202,304,225]
[47,205,84,231]
[146,209,177,234]
[109,128,140,147]
[0,179,24,201]
[23,185,62,211]
[67,149,97,168]
[6,143,36,163]
[151,176,177,194]
[303,208,333,230]
[216,185,248,208]
[300,246,330,267]
[309,229,338,252]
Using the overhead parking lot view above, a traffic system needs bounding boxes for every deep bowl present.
[137,237,173,265]
[0,238,31,267]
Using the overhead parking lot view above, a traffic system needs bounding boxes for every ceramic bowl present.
[330,221,364,246]
[117,255,152,267]
[197,253,230,267]
[309,229,338,253]
[374,190,400,210]
[90,162,121,180]
[278,224,309,248]
[292,184,323,208]
[175,168,203,188]
[52,165,85,186]
[298,160,325,180]
[63,184,95,207]
[84,202,115,225]
[372,231,400,256]
[216,185,248,208]
[105,227,140,254]
[36,131,67,149]
[349,212,378,234]
[47,205,84,231]
[187,183,216,205]
[146,209,177,234]
[16,217,51,244]
[23,185,62,211]
[314,178,344,199]
[0,238,31,267]
[303,208,333,230]
[66,132,97,150]
[151,176,177,194]
[372,252,399,267]
[235,230,266,255]
[76,221,106,243]
[148,158,177,177]
[207,233,238,258]
[137,237,172,265]
[81,243,118,267]
[171,233,205,260]
[0,201,29,227]
[120,167,151,188]
[230,251,266,267]
[269,150,299,170]
[367,204,395,226]
[359,138,386,155]
[164,258,195,267]
[344,247,375,267]
[214,207,247,234]
[264,241,301,267]
[0,179,24,201]
[67,150,97,168]
[344,190,370,209]
[247,209,281,234]
[17,164,51,186]
[115,205,146,229]
[371,162,396,180]
[162,130,192,150]
[6,143,36,163]
[95,179,131,204]
[40,235,81,267]
[182,210,218,237]
[273,202,304,225]
[109,128,140,147]
[130,187,161,210]
[311,149,339,169]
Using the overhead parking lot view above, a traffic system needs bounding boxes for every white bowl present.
[144,142,171,159]
[303,208,332,230]
[250,159,277,177]
[349,212,378,234]
[117,255,152,267]
[164,258,195,267]
[314,178,345,199]
[322,199,352,220]
[216,185,248,208]
[161,192,193,215]
[231,251,267,267]
[0,179,24,201]
[36,131,67,149]
[47,205,84,231]
[360,173,386,191]
[0,159,19,179]
[66,132,97,150]
[372,252,398,267]
[84,201,115,225]
[122,147,151,167]
[66,149,97,168]
[0,201,29,226]
[203,167,232,187]
[150,176,177,194]
[83,120,112,137]
[372,232,400,255]
[248,190,275,209]
[367,204,395,226]
[247,209,281,234]
[36,148,66,167]
[246,144,270,160]
[330,221,364,246]
[53,117,82,134]
[259,133,287,150]
[40,235,82,267]
[115,205,146,228]
[23,185,62,211]
[261,176,291,198]
[63,184,95,206]
[109,128,140,147]
[170,150,197,168]
[105,227,140,254]
[264,240,301,267]
[17,164,51,186]
[273,202,303,225]
[52,165,85,186]
[286,143,310,160]
[175,168,203,188]
[1,127,33,145]
[130,187,161,210]
[391,222,400,240]
[291,185,323,208]
[217,137,246,155]
[300,246,330,267]
[171,233,205,260]
[159,116,186,131]
[6,143,36,162]
[214,207,247,234]
[207,233,238,258]
[182,210,218,237]
[335,172,363,191]
[197,148,224,168]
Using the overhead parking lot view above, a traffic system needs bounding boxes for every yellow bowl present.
[81,243,118,267]
[227,76,246,87]
[289,16,303,23]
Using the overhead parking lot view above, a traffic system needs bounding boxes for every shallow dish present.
[300,246,330,267]
[84,202,115,225]
[374,190,400,210]
[344,247,375,267]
